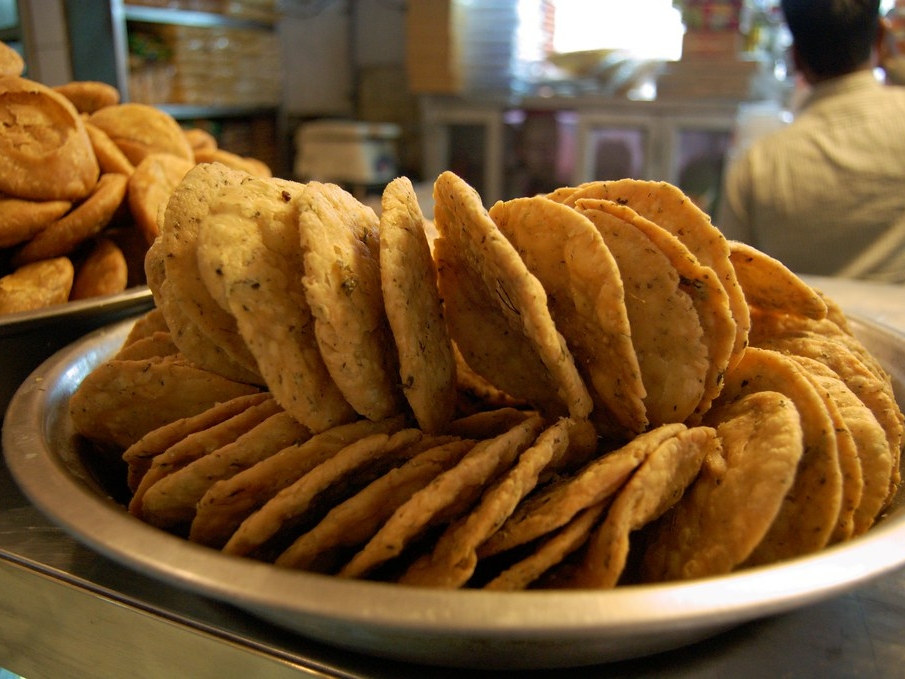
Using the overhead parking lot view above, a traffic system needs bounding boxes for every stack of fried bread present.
[69,162,904,589]
[0,40,271,315]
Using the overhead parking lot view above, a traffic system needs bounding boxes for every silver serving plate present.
[3,314,905,670]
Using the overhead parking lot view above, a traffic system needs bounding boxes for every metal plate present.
[3,313,905,670]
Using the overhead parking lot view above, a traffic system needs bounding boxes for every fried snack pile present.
[69,163,904,590]
[0,41,271,315]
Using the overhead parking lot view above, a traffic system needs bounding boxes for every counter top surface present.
[2,275,904,679]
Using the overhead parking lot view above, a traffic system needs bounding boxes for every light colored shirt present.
[718,71,905,283]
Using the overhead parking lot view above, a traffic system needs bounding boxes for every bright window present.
[548,0,685,60]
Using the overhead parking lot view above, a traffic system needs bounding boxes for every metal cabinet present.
[421,94,741,214]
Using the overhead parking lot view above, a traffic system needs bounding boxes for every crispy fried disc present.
[195,148,272,178]
[70,237,128,300]
[0,41,24,76]
[379,176,456,433]
[578,202,708,425]
[275,437,472,572]
[755,329,902,499]
[121,307,169,349]
[53,80,120,114]
[728,241,827,320]
[717,347,842,565]
[189,416,407,548]
[122,392,269,493]
[575,197,735,421]
[128,152,194,244]
[400,418,573,587]
[432,171,592,421]
[790,356,866,542]
[113,331,179,362]
[145,236,263,385]
[0,257,73,314]
[13,172,128,266]
[565,425,714,588]
[790,355,894,535]
[297,181,404,421]
[223,429,424,559]
[488,196,647,437]
[198,175,355,431]
[644,391,803,581]
[484,502,609,591]
[0,75,99,201]
[555,179,750,371]
[160,162,260,374]
[140,410,311,530]
[85,122,135,177]
[87,102,193,166]
[184,127,218,155]
[0,195,71,248]
[478,423,686,559]
[69,354,261,450]
[129,395,281,519]
[339,414,546,579]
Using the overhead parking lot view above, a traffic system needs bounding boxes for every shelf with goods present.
[65,0,286,175]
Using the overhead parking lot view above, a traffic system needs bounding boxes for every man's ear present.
[878,16,898,62]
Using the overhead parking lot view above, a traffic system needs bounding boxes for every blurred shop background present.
[5,0,904,217]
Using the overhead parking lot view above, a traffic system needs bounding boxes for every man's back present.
[718,71,905,281]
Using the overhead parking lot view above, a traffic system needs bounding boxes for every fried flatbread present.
[791,355,893,536]
[0,195,71,248]
[644,391,802,581]
[144,235,264,385]
[484,502,608,591]
[0,257,73,314]
[223,428,424,559]
[129,395,281,518]
[432,171,592,421]
[339,413,546,579]
[489,196,646,437]
[121,392,268,492]
[728,241,827,320]
[564,425,714,588]
[69,354,262,450]
[478,423,685,559]
[400,418,573,587]
[578,203,708,425]
[297,181,403,421]
[70,237,128,300]
[159,162,260,373]
[197,174,356,431]
[13,172,128,266]
[717,347,842,565]
[189,416,407,548]
[128,152,194,243]
[275,437,473,572]
[140,411,311,530]
[557,179,750,371]
[379,176,456,433]
[575,197,735,421]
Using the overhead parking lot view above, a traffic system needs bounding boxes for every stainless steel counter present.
[2,276,905,679]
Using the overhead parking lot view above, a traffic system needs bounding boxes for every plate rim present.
[0,285,153,338]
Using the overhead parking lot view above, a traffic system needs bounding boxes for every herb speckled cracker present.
[298,181,404,421]
[432,171,592,421]
[197,175,356,431]
[379,177,456,433]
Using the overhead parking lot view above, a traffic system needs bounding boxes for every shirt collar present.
[799,70,883,111]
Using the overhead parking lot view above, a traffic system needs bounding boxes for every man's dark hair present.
[781,0,881,78]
